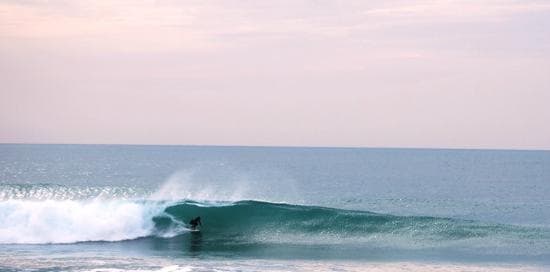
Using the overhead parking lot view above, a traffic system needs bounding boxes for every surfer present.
[189,216,202,230]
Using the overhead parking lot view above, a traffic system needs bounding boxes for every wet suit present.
[189,216,202,230]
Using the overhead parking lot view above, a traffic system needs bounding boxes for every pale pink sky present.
[1,0,549,149]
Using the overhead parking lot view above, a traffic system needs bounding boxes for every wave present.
[157,200,550,248]
[1,197,548,251]
[0,184,549,256]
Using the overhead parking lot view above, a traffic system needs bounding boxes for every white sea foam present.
[0,176,205,244]
[1,252,547,272]
[84,265,193,272]
[0,199,165,244]
[71,262,550,272]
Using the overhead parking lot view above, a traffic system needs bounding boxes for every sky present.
[1,0,549,149]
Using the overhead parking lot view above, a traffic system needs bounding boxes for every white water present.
[0,176,204,244]
[0,199,166,244]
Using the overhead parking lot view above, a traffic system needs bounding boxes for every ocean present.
[0,144,549,271]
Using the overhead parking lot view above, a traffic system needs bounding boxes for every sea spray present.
[0,183,147,201]
[149,170,258,202]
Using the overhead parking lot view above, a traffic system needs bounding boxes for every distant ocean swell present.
[0,183,549,256]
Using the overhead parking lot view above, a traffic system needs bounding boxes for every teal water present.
[1,144,549,271]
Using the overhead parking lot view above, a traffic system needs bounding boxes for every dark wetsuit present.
[189,216,202,230]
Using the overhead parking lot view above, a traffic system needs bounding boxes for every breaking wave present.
[0,183,549,257]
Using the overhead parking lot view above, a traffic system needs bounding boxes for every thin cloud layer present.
[1,1,549,149]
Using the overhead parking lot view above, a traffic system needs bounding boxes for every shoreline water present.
[1,257,548,272]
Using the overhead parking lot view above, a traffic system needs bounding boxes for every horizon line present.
[1,141,548,152]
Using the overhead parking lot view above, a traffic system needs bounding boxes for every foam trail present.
[0,199,164,244]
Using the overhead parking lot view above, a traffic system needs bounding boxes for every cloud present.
[1,1,545,36]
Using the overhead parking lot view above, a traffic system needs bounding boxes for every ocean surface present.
[0,144,549,271]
